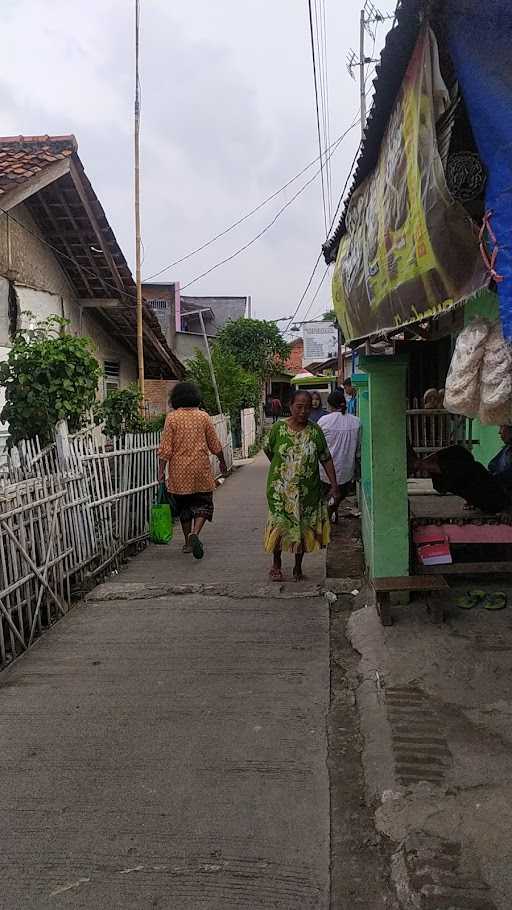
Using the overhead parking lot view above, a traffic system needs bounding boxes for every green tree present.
[0,314,101,446]
[186,346,261,428]
[215,318,289,378]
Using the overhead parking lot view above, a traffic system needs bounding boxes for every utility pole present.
[359,8,367,139]
[198,311,223,415]
[347,2,394,139]
[134,0,145,410]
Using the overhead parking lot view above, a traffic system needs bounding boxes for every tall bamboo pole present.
[134,0,145,409]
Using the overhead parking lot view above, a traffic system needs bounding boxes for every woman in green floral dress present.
[264,390,339,581]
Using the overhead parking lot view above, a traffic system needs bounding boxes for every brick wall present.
[144,379,178,416]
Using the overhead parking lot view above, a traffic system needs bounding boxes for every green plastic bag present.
[150,482,173,544]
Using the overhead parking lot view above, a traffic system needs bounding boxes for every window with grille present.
[147,298,167,311]
[104,360,120,395]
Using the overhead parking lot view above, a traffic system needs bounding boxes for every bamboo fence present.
[0,416,233,670]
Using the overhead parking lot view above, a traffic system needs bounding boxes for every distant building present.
[142,282,249,414]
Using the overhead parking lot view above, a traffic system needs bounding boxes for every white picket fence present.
[211,414,234,475]
[0,413,233,670]
[240,408,256,459]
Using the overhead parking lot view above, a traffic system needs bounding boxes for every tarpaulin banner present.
[332,27,487,343]
[446,0,512,341]
[302,321,338,365]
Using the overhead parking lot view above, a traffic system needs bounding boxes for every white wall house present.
[0,135,184,439]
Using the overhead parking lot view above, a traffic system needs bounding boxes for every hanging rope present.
[479,210,504,283]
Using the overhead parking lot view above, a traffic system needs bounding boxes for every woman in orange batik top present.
[158,382,227,560]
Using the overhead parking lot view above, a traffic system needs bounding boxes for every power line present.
[0,114,360,309]
[179,121,359,292]
[143,123,356,284]
[312,0,329,221]
[307,0,329,238]
[298,266,330,325]
[284,138,363,334]
[318,0,333,219]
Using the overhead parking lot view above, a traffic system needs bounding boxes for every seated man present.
[488,426,512,495]
[414,444,510,514]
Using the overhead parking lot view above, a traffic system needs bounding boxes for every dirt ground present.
[348,581,512,909]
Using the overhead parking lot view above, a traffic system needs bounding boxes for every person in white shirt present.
[318,390,361,512]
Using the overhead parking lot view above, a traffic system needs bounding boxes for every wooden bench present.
[372,575,450,627]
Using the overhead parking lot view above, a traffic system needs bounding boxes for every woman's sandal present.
[269,567,284,582]
[188,533,204,560]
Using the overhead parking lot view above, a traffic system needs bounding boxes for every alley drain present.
[392,832,498,910]
[386,686,453,786]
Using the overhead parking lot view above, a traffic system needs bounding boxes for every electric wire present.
[312,0,330,222]
[319,0,333,218]
[307,0,329,237]
[0,114,360,306]
[143,123,355,284]
[284,138,362,334]
[179,119,360,292]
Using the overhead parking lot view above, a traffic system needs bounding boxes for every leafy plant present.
[0,314,101,446]
[186,346,261,428]
[143,413,166,433]
[94,385,144,437]
[94,386,167,437]
[215,318,289,378]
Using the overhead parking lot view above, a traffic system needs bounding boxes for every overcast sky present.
[0,0,394,323]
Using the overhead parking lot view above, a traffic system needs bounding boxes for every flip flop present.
[483,592,507,611]
[456,590,486,610]
[188,533,204,560]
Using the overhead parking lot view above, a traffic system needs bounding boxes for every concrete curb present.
[346,603,396,804]
[87,578,364,602]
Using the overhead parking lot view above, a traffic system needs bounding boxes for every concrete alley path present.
[114,452,327,588]
[0,455,332,909]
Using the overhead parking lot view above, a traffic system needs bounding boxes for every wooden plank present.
[373,575,449,592]
[36,193,96,297]
[417,562,512,575]
[80,298,122,308]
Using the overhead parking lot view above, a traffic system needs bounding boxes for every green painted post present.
[359,355,409,579]
[352,373,372,570]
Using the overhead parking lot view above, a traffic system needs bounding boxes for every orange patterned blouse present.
[158,408,223,494]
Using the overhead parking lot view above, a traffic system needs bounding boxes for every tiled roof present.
[0,135,76,196]
[0,134,184,379]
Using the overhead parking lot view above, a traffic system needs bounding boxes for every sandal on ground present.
[483,592,507,611]
[182,544,193,554]
[188,533,204,560]
[456,590,485,610]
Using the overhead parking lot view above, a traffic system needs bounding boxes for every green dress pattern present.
[264,420,331,554]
